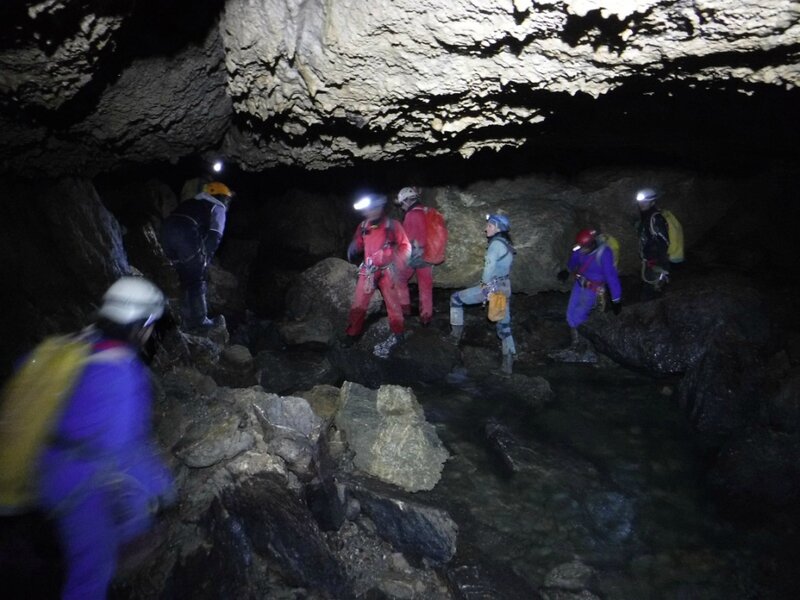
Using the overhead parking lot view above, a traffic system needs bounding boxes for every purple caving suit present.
[36,336,172,600]
[566,246,622,328]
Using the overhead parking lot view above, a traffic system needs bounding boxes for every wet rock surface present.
[336,381,450,492]
[581,275,771,375]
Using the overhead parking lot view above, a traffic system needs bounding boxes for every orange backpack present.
[422,207,448,265]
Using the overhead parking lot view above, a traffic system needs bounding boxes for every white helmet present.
[395,187,420,208]
[635,188,659,203]
[98,276,165,326]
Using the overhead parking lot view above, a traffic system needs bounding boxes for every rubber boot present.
[450,325,463,344]
[188,285,213,332]
[492,353,514,377]
[570,327,581,349]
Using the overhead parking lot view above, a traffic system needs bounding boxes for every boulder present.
[678,333,765,445]
[214,344,258,388]
[581,276,771,375]
[344,477,458,565]
[254,349,340,395]
[223,472,351,597]
[280,257,381,345]
[328,322,461,388]
[252,393,324,478]
[336,382,450,492]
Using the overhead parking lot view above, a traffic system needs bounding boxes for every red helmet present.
[574,228,597,248]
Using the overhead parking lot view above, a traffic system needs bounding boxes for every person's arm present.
[389,221,412,267]
[481,240,502,284]
[602,250,622,302]
[204,205,227,260]
[651,213,670,265]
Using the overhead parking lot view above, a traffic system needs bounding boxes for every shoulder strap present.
[491,237,512,261]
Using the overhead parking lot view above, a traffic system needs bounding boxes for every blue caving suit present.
[450,233,516,356]
[37,332,172,600]
[160,192,227,327]
[566,244,622,328]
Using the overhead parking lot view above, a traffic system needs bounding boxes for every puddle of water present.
[414,362,791,599]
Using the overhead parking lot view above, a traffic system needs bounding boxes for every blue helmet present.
[353,194,387,212]
[486,213,510,232]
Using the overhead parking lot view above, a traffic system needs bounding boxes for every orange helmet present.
[203,181,232,197]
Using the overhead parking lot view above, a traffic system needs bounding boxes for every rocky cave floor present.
[5,264,800,600]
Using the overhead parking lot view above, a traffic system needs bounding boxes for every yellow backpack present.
[0,335,92,513]
[660,209,685,263]
[596,233,620,269]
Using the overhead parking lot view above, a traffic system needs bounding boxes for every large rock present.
[581,276,771,375]
[223,472,351,597]
[279,257,382,345]
[344,477,459,565]
[335,382,449,492]
[254,348,340,395]
[677,333,765,445]
[252,393,324,479]
[328,320,461,388]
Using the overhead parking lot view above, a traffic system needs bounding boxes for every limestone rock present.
[543,561,597,592]
[174,410,255,469]
[581,275,770,374]
[223,472,351,597]
[345,477,459,564]
[0,177,130,371]
[255,349,340,395]
[336,382,449,492]
[253,393,324,478]
[280,257,381,345]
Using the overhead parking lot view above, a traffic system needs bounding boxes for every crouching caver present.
[450,213,516,376]
[343,194,411,355]
[160,181,233,331]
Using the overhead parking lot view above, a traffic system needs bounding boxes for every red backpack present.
[422,207,448,265]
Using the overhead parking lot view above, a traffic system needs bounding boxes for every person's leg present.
[450,285,483,341]
[495,296,516,375]
[379,273,405,335]
[56,491,118,600]
[395,265,412,316]
[416,266,434,325]
[345,274,373,337]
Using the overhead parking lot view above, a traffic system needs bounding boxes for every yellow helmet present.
[203,181,232,197]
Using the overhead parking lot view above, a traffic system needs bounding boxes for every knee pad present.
[497,323,512,339]
[450,292,464,308]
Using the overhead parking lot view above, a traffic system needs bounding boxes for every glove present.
[347,240,362,264]
[612,300,622,315]
[557,269,569,282]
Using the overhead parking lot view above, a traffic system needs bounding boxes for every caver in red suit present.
[394,188,433,325]
[345,195,411,338]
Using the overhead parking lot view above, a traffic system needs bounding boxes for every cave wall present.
[0,1,798,176]
[0,177,130,375]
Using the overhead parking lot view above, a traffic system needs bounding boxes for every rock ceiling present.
[0,0,798,176]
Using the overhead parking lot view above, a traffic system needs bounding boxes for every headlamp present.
[353,196,372,211]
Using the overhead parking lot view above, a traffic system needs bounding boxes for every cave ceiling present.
[0,0,798,177]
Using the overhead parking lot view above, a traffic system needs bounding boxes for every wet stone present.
[336,381,449,492]
[344,477,458,565]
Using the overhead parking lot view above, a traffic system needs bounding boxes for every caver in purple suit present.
[36,334,173,600]
[566,245,622,328]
